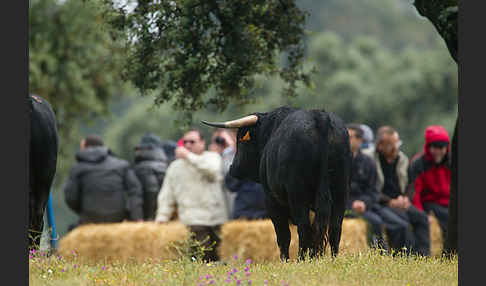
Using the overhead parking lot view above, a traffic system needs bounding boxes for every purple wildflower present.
[209,280,215,285]
[264,280,268,285]
[101,266,106,270]
[61,269,65,272]
[58,255,62,260]
[233,254,238,260]
[205,274,212,279]
[29,255,33,259]
[244,267,249,272]
[248,280,252,285]
[228,270,233,276]
[246,259,252,265]
[74,264,78,268]
[236,280,241,285]
[245,272,250,277]
[233,268,238,273]
[225,278,231,283]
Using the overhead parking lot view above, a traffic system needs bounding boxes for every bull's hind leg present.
[311,182,332,258]
[328,156,351,257]
[265,195,291,261]
[288,190,315,260]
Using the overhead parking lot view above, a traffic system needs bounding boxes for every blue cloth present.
[224,174,268,220]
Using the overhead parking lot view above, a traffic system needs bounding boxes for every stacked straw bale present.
[219,218,368,262]
[58,221,189,263]
[429,213,443,257]
[58,217,443,263]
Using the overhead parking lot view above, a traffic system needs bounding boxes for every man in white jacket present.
[155,129,229,262]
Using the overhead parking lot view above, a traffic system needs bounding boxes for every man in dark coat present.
[345,124,387,251]
[133,133,169,220]
[63,134,143,227]
[224,173,268,220]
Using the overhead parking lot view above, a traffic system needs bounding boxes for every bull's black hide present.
[202,106,351,260]
[29,95,58,249]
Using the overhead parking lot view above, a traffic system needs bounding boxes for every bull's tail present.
[311,110,333,256]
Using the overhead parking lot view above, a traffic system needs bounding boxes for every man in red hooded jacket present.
[408,125,451,243]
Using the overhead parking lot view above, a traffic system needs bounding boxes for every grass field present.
[29,248,457,286]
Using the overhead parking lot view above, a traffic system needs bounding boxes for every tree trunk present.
[412,0,458,255]
[443,118,457,256]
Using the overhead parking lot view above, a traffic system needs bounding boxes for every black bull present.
[202,106,351,260]
[29,95,58,249]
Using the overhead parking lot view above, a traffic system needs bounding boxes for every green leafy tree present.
[29,0,131,153]
[29,0,135,236]
[297,0,445,51]
[100,0,312,122]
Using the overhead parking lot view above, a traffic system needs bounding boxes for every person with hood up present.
[408,125,451,243]
[133,133,169,221]
[63,134,143,228]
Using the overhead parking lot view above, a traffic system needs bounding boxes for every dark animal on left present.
[29,94,58,249]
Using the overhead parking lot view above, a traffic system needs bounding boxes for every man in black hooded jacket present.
[64,134,143,227]
[133,133,169,220]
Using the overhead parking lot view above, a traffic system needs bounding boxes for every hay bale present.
[429,213,443,257]
[219,218,369,262]
[59,217,445,263]
[58,221,189,263]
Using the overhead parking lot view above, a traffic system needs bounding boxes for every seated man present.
[363,126,430,256]
[345,124,387,251]
[409,125,451,244]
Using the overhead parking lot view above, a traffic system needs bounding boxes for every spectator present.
[160,140,178,164]
[64,134,143,229]
[363,126,430,256]
[155,129,229,262]
[133,133,169,221]
[224,173,268,220]
[360,124,375,152]
[408,125,451,244]
[209,129,238,216]
[345,124,387,251]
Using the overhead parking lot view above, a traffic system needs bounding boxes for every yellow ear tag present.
[241,131,251,142]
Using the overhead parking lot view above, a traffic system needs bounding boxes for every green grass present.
[29,249,457,286]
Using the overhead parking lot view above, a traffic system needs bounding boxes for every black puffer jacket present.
[133,148,168,220]
[64,146,143,224]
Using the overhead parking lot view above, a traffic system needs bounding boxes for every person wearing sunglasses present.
[363,126,430,257]
[155,129,229,262]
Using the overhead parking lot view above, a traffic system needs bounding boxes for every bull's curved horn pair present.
[201,115,258,128]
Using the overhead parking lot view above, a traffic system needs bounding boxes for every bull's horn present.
[201,115,258,128]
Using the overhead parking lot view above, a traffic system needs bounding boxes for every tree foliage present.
[101,0,312,121]
[29,0,131,150]
[297,0,445,51]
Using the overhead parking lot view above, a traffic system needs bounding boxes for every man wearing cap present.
[408,125,451,244]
